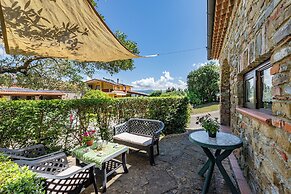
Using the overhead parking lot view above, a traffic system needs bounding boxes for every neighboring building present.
[0,87,81,100]
[207,0,290,193]
[86,78,148,97]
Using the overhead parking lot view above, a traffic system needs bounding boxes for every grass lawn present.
[191,102,220,114]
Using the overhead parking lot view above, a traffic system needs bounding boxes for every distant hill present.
[135,90,156,94]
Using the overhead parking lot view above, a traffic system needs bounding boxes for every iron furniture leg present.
[122,152,128,173]
[200,147,239,194]
[215,150,239,194]
[199,149,221,176]
[102,163,107,193]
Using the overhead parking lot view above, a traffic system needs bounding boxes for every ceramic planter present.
[86,139,94,146]
[208,131,217,138]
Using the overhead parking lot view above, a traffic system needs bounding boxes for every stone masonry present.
[218,0,290,193]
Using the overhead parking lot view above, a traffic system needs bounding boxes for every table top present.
[71,142,128,169]
[189,130,243,150]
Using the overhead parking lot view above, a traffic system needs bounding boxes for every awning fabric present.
[0,0,139,62]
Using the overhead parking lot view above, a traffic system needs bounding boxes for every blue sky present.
[93,0,209,90]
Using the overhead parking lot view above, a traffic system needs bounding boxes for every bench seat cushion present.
[113,132,152,146]
[56,166,82,176]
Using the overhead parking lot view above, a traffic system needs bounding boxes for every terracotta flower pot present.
[86,139,94,146]
[208,131,217,138]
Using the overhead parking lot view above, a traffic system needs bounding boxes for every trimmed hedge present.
[0,97,189,150]
[0,154,44,193]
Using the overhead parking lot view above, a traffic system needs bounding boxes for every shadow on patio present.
[80,130,235,194]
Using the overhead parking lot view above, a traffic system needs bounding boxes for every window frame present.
[244,71,256,109]
[243,60,272,111]
[256,61,272,112]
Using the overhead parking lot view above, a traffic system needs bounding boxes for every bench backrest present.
[0,144,47,159]
[128,118,164,136]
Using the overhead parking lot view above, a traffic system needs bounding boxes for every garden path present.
[188,110,220,129]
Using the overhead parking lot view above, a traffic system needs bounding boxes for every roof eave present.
[207,0,216,60]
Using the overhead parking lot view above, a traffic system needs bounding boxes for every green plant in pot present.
[81,130,96,146]
[196,114,219,138]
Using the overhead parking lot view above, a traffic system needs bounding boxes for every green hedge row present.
[0,97,189,150]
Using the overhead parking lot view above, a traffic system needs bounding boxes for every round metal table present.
[189,130,243,194]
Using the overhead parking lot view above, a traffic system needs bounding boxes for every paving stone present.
[79,132,237,194]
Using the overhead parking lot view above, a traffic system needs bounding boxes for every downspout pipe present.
[207,0,216,60]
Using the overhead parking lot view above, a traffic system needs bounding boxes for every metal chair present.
[0,144,62,160]
[113,118,164,165]
[15,152,98,194]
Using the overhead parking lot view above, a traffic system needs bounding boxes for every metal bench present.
[113,118,164,165]
[0,144,62,160]
[15,152,98,194]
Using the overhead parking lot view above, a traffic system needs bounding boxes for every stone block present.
[270,63,280,75]
[272,2,291,31]
[272,86,282,96]
[273,19,291,45]
[272,101,291,119]
[254,0,280,31]
[282,121,291,133]
[255,31,262,57]
[272,118,284,128]
[261,159,276,183]
[272,45,291,64]
[272,73,288,86]
[283,85,291,96]
[275,128,291,152]
[279,60,291,72]
[258,125,277,141]
[268,148,290,179]
[251,119,261,130]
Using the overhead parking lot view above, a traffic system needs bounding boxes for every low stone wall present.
[218,0,290,193]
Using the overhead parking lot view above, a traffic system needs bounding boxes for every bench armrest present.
[154,128,163,137]
[114,122,128,135]
[37,163,95,180]
[15,152,69,175]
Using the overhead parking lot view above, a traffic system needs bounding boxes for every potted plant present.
[81,130,96,146]
[196,114,220,138]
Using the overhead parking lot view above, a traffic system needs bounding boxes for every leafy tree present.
[149,90,162,97]
[166,87,176,93]
[0,2,139,91]
[149,88,187,97]
[187,62,219,105]
[160,90,186,97]
[82,90,111,99]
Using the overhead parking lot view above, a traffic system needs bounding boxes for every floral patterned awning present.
[0,0,139,62]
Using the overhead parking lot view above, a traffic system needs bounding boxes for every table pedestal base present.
[199,147,240,194]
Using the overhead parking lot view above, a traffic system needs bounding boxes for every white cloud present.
[192,60,219,70]
[132,71,187,90]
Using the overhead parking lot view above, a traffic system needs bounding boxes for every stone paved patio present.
[79,131,236,194]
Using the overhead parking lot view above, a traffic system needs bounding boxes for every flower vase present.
[86,140,94,146]
[208,131,217,138]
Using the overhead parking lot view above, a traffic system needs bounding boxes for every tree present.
[187,62,219,105]
[0,2,139,91]
[149,90,162,97]
[160,90,186,97]
[82,90,111,99]
[166,87,176,93]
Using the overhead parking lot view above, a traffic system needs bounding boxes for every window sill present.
[236,107,272,126]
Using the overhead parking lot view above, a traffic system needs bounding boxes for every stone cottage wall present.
[218,0,290,193]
